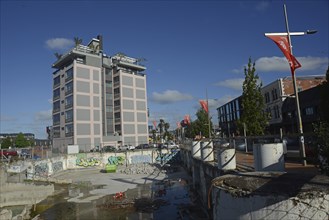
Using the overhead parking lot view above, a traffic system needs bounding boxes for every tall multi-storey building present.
[51,36,148,153]
[217,75,326,136]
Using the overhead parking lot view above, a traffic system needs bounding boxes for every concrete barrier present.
[218,148,236,170]
[253,143,284,172]
[201,141,214,162]
[192,141,202,158]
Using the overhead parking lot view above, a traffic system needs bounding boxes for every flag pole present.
[206,89,211,139]
[284,4,306,166]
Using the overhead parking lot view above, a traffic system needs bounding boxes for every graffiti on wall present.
[52,161,63,172]
[108,156,125,165]
[75,153,101,167]
[131,155,152,164]
[156,150,181,165]
[35,163,49,177]
[76,158,101,167]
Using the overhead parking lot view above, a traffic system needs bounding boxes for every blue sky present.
[1,0,328,139]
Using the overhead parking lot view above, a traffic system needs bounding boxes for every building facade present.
[217,75,326,137]
[51,36,148,153]
[282,85,323,134]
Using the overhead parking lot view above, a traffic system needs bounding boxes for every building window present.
[106,81,112,89]
[266,108,272,119]
[53,76,60,87]
[53,88,60,101]
[114,88,120,94]
[65,124,73,137]
[106,106,113,113]
[114,112,121,119]
[65,110,73,123]
[53,101,60,113]
[65,68,73,82]
[53,113,60,126]
[114,100,120,107]
[65,95,73,109]
[273,105,280,119]
[272,89,278,101]
[305,107,314,115]
[113,76,120,83]
[65,81,73,95]
[265,92,270,103]
[53,126,60,138]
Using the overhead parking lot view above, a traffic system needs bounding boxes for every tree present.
[314,66,329,174]
[1,137,12,149]
[163,122,171,140]
[15,133,31,148]
[74,37,83,47]
[185,109,212,139]
[238,58,268,136]
[158,119,165,135]
[319,66,329,122]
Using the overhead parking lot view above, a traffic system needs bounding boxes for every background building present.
[282,85,323,134]
[51,36,148,153]
[217,75,326,137]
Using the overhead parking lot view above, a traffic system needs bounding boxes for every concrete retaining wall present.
[6,149,176,181]
[180,143,329,220]
[0,169,54,208]
[212,188,329,219]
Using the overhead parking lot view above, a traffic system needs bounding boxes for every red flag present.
[266,35,301,73]
[153,120,157,129]
[199,100,209,113]
[184,115,191,125]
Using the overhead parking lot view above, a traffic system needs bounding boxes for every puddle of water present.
[30,167,208,220]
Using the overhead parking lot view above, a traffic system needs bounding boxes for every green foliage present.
[314,66,329,174]
[319,66,329,122]
[314,122,329,151]
[239,58,268,136]
[74,37,83,47]
[15,133,31,148]
[1,137,12,148]
[185,109,212,138]
[157,119,173,141]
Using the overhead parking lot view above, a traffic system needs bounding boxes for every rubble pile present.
[117,163,164,175]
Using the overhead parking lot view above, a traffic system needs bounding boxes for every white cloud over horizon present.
[45,38,74,50]
[255,56,328,73]
[231,56,328,74]
[151,90,194,104]
[35,110,52,121]
[214,78,245,91]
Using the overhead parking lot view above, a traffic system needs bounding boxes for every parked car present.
[213,140,230,148]
[136,144,150,149]
[0,149,18,157]
[164,142,179,149]
[119,145,135,151]
[103,146,117,152]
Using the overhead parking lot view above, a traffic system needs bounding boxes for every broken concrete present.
[211,172,329,219]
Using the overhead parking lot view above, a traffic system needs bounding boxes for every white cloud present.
[214,78,244,91]
[151,90,193,104]
[45,38,74,50]
[35,110,52,121]
[0,114,17,122]
[294,56,329,71]
[255,1,270,12]
[256,56,328,72]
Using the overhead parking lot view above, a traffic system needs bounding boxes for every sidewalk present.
[235,151,320,174]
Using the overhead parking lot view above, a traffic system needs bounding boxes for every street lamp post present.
[265,4,317,166]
